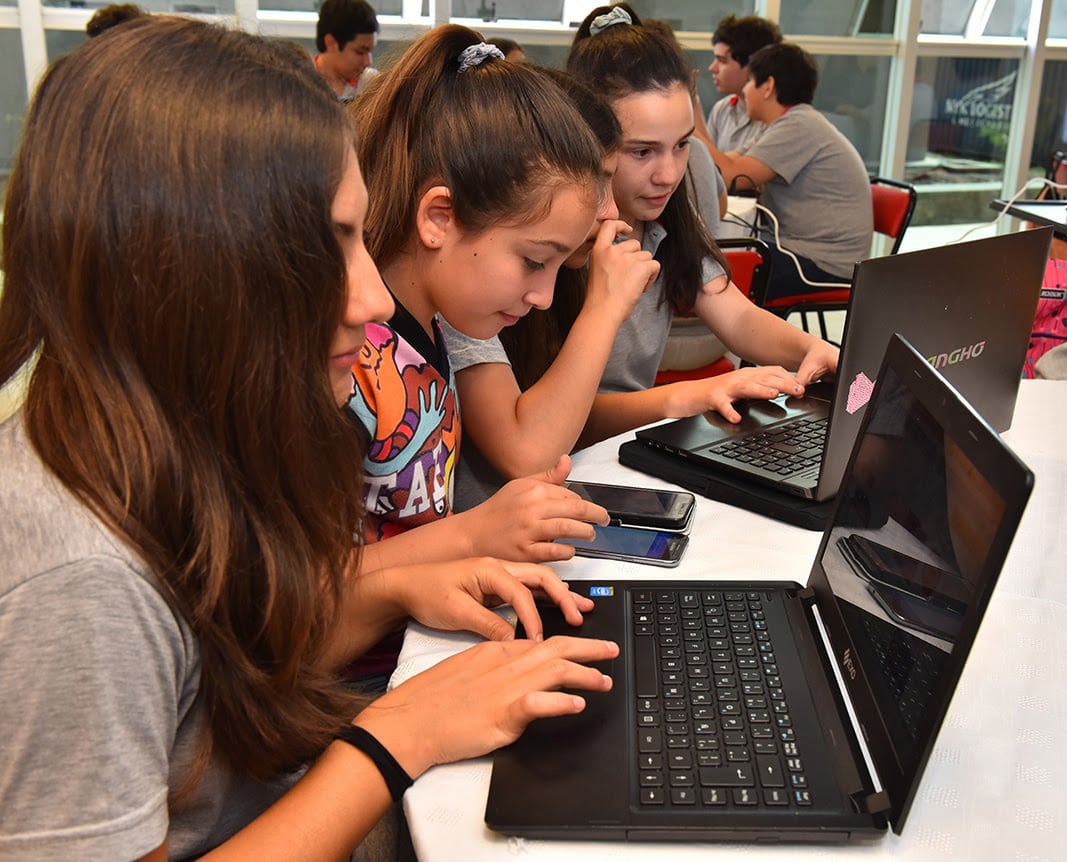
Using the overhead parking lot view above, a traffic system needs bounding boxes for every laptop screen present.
[812,335,1025,831]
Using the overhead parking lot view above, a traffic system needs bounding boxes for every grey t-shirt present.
[438,321,510,510]
[746,103,873,279]
[0,416,292,861]
[708,94,766,156]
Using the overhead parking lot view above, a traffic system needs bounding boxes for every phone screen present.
[562,525,687,566]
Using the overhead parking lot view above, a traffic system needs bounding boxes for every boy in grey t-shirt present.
[703,42,873,301]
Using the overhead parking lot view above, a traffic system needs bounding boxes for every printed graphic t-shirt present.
[347,297,460,543]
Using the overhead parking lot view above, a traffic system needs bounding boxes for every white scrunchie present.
[457,42,505,73]
[589,6,632,36]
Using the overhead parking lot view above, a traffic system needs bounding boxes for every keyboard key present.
[757,755,785,787]
[699,765,754,787]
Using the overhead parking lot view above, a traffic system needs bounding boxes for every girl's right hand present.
[663,365,805,424]
[455,454,609,563]
[584,219,660,326]
[354,634,619,778]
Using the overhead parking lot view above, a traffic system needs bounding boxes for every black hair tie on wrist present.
[334,725,414,802]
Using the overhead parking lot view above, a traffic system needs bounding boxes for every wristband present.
[334,725,413,801]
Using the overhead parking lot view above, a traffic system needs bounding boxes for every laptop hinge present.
[809,605,885,797]
[853,788,892,816]
[796,586,816,601]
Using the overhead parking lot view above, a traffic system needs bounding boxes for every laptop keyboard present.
[713,417,827,475]
[633,589,811,809]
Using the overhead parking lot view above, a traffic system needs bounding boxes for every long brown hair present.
[350,24,603,269]
[1,17,367,785]
[568,3,730,312]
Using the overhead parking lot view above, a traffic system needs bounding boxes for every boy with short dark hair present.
[314,0,379,101]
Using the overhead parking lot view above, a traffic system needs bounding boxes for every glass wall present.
[1031,59,1067,181]
[41,0,236,9]
[5,0,1067,233]
[906,56,1019,223]
[781,0,897,37]
[0,30,27,199]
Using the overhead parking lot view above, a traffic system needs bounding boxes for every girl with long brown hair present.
[0,17,616,859]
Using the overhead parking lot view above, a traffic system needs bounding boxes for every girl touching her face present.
[344,30,618,685]
[437,69,661,511]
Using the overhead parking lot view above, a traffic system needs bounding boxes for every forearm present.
[487,308,623,477]
[720,302,825,369]
[203,742,397,862]
[705,139,741,187]
[318,563,411,669]
[358,521,474,572]
[578,387,677,449]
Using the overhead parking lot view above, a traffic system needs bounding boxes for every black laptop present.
[486,334,1033,842]
[633,227,1049,504]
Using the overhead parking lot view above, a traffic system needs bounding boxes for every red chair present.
[759,176,918,341]
[654,238,772,383]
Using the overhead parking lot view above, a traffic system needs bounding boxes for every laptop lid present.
[814,226,1050,499]
[808,332,1034,832]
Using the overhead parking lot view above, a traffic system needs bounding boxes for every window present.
[781,0,897,37]
[906,56,1018,222]
[0,30,27,197]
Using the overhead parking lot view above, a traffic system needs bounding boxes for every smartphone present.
[563,480,696,532]
[560,524,688,567]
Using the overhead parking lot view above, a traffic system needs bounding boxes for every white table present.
[391,380,1067,862]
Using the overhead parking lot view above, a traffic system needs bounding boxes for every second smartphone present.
[563,480,696,532]
[561,524,689,568]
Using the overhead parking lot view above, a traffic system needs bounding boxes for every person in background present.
[705,14,782,159]
[86,2,145,36]
[440,69,659,510]
[314,0,379,101]
[704,42,873,302]
[488,36,525,61]
[0,16,617,859]
[565,4,838,443]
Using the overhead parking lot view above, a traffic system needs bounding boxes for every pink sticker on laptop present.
[846,373,875,414]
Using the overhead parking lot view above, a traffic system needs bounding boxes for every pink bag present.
[1024,257,1067,378]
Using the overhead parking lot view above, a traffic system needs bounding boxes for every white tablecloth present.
[392,380,1067,862]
